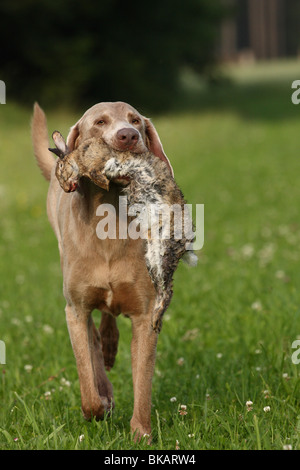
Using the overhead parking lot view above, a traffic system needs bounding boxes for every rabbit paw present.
[104,158,121,179]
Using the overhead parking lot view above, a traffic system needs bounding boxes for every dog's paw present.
[104,158,120,179]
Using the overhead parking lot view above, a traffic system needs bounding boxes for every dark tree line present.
[0,0,228,112]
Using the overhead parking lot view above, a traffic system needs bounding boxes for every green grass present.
[0,60,300,450]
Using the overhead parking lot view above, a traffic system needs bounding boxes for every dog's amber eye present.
[96,120,105,125]
[132,118,140,125]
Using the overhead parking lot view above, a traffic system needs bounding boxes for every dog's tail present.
[31,102,55,181]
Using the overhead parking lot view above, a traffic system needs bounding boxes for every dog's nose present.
[116,128,139,148]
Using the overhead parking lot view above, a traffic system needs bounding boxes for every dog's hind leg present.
[91,319,114,411]
[99,312,119,371]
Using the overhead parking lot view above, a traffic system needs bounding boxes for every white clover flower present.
[246,401,253,411]
[170,397,177,403]
[258,243,275,266]
[177,357,185,366]
[251,301,262,311]
[241,244,254,259]
[275,270,286,280]
[263,406,270,413]
[61,377,71,387]
[15,274,25,285]
[43,324,54,334]
[24,364,33,373]
[179,404,187,416]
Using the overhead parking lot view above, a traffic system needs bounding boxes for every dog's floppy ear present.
[144,118,174,177]
[66,121,82,151]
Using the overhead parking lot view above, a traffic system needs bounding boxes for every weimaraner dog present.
[31,101,174,440]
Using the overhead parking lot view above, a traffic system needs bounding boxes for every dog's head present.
[66,101,174,176]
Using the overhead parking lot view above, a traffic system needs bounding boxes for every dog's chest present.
[64,243,155,317]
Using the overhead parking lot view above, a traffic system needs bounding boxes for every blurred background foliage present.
[0,0,228,112]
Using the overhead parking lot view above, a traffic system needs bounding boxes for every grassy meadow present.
[0,60,300,450]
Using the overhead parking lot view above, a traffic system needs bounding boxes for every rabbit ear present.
[143,117,174,177]
[48,131,69,159]
[48,147,63,159]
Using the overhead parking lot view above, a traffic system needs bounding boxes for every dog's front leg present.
[130,314,158,441]
[65,304,108,420]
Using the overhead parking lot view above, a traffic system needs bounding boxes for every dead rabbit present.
[50,131,197,332]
